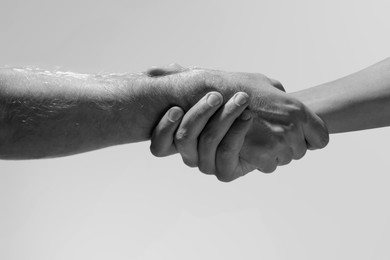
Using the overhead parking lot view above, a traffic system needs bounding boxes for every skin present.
[151,58,390,182]
[291,57,390,133]
[0,65,328,163]
[151,91,256,181]
[148,65,329,179]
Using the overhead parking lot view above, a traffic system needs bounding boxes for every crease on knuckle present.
[203,70,225,92]
[199,131,217,146]
[175,128,192,145]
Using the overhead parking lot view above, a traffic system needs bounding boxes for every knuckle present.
[150,144,165,157]
[280,157,292,166]
[199,131,217,146]
[278,151,293,165]
[275,128,287,139]
[320,124,330,147]
[257,160,278,173]
[182,157,198,168]
[288,101,306,121]
[175,128,192,144]
[203,70,225,92]
[319,131,330,148]
[262,165,277,174]
[311,128,330,150]
[216,173,235,183]
[198,162,214,175]
[294,147,307,160]
[281,98,306,122]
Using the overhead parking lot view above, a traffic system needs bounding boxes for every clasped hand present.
[148,64,329,182]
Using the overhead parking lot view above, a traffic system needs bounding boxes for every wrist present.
[289,84,337,133]
[116,68,210,143]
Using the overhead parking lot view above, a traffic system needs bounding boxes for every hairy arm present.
[0,67,208,159]
[291,58,390,133]
[0,67,261,159]
[0,65,328,164]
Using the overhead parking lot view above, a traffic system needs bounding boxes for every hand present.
[151,91,257,181]
[148,65,329,181]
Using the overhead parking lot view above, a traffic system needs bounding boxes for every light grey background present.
[1,0,390,259]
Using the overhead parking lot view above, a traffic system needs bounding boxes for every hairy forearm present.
[0,65,322,160]
[0,67,227,159]
[291,58,390,134]
[0,68,144,158]
[0,68,173,159]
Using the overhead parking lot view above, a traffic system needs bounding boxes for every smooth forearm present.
[291,58,390,134]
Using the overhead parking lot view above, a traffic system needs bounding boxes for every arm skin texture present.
[0,67,286,159]
[291,58,390,134]
[0,66,328,162]
[0,68,198,159]
[148,58,390,180]
[148,65,329,175]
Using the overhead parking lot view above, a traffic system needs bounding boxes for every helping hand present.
[149,65,329,181]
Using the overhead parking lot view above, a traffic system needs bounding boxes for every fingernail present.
[234,93,248,106]
[207,93,222,107]
[168,108,183,122]
[240,110,252,121]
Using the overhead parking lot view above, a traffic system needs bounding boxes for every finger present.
[257,161,278,174]
[150,107,184,157]
[239,117,279,174]
[147,63,186,77]
[255,150,278,172]
[215,110,253,182]
[198,92,249,175]
[174,92,223,167]
[302,109,330,150]
[287,124,307,160]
